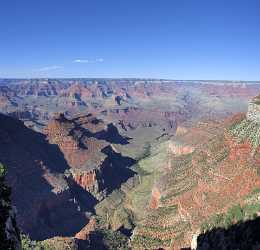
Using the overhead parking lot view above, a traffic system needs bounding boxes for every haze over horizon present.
[1,0,260,80]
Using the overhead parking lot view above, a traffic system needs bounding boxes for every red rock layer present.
[72,170,98,193]
[75,217,96,240]
[150,188,162,209]
[44,114,108,194]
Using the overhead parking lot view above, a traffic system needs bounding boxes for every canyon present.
[0,79,260,249]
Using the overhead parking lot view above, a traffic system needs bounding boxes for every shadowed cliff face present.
[0,112,137,241]
[101,145,136,193]
[0,113,91,240]
[185,217,260,250]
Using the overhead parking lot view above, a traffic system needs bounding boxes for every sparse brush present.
[229,119,260,153]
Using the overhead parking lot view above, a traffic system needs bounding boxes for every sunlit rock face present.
[45,113,136,200]
[247,95,260,123]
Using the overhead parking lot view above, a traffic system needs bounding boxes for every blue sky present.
[0,0,260,80]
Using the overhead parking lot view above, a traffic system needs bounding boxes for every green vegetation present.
[224,204,244,226]
[127,141,170,220]
[160,153,196,202]
[135,142,151,161]
[247,187,260,197]
[131,235,172,249]
[0,162,7,179]
[21,235,51,250]
[131,163,150,177]
[97,229,130,250]
[95,189,135,231]
[22,235,80,250]
[0,162,16,250]
[131,206,190,249]
[87,226,130,250]
[96,138,175,250]
[229,119,260,153]
[139,205,178,228]
[95,140,162,231]
[201,202,260,233]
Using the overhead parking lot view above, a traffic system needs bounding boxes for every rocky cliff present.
[0,111,136,242]
[246,95,260,123]
[0,113,91,240]
[45,113,136,199]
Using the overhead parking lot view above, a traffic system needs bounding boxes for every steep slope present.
[130,106,260,249]
[95,97,260,250]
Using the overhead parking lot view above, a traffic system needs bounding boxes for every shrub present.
[0,162,7,179]
[0,162,16,250]
[89,229,130,250]
[200,204,258,232]
[227,204,244,223]
[229,119,260,153]
[21,234,43,250]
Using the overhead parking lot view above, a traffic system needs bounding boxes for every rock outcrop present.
[75,217,96,241]
[246,95,260,123]
[45,113,136,199]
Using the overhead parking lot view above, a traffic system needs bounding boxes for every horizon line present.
[0,77,260,82]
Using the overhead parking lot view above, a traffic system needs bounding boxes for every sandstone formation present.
[45,113,136,199]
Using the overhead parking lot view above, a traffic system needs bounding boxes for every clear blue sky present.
[1,0,260,80]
